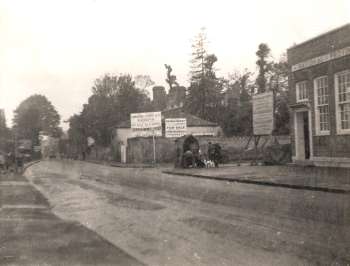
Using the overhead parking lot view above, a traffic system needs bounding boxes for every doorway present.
[295,111,312,160]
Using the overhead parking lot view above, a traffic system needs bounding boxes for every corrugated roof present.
[117,108,218,128]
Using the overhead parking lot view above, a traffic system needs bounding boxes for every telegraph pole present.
[13,129,18,173]
[152,129,156,165]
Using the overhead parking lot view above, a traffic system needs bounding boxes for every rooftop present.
[117,108,218,128]
[287,23,350,51]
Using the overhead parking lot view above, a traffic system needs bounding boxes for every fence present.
[125,135,291,164]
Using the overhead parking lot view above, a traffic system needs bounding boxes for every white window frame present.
[335,70,350,135]
[296,81,309,103]
[314,76,330,136]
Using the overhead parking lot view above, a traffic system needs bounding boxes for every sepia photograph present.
[1,0,350,265]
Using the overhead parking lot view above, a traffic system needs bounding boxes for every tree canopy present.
[13,94,61,145]
[68,73,153,148]
[256,43,272,94]
[0,110,11,152]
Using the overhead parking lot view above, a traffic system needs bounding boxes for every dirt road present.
[25,160,350,266]
[0,171,145,266]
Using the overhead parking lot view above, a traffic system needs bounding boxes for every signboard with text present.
[130,112,162,137]
[291,46,350,72]
[253,91,274,135]
[165,118,187,138]
[33,146,41,152]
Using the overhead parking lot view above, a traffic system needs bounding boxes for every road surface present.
[24,160,350,266]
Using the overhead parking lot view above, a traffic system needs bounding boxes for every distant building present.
[152,86,167,110]
[152,85,186,111]
[288,24,350,167]
[167,86,186,109]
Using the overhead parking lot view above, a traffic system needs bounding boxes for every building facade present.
[288,24,350,167]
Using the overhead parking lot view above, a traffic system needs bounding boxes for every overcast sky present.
[1,0,349,130]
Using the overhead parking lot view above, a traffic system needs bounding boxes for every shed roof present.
[117,108,218,128]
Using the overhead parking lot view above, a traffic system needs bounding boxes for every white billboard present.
[165,118,187,138]
[253,91,274,135]
[130,111,162,137]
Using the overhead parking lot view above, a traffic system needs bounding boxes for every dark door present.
[303,112,310,159]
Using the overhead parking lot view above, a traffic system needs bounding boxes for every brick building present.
[288,24,350,167]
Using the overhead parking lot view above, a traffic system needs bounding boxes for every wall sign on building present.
[253,91,274,135]
[165,118,187,138]
[291,46,350,72]
[130,111,162,137]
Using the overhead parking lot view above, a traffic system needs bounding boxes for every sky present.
[0,0,350,130]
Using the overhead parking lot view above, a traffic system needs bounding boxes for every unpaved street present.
[25,160,350,266]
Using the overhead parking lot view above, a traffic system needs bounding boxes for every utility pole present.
[13,129,18,173]
[152,129,156,165]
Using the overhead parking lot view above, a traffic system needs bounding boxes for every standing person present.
[0,153,6,173]
[213,143,222,168]
[174,139,182,168]
[183,150,194,168]
[6,152,15,172]
[208,142,215,164]
[16,152,24,172]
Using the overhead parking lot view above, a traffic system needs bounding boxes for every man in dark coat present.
[213,143,222,167]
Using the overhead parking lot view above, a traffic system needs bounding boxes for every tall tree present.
[67,114,86,157]
[134,74,155,97]
[190,27,208,82]
[186,28,224,122]
[0,109,11,151]
[268,55,290,134]
[0,109,7,136]
[221,70,253,136]
[13,94,61,145]
[256,43,272,93]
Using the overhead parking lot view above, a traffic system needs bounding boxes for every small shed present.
[114,108,222,163]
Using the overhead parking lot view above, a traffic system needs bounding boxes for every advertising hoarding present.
[253,91,274,135]
[165,118,187,138]
[130,112,162,137]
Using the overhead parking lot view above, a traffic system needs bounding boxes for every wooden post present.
[152,131,156,165]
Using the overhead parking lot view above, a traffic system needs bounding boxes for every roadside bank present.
[163,164,350,194]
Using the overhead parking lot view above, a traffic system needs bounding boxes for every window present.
[314,76,330,135]
[335,70,350,134]
[296,81,308,102]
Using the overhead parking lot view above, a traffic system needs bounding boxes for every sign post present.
[130,112,162,164]
[152,131,156,164]
[251,91,274,165]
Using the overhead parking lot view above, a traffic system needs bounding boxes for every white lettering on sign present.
[292,46,350,72]
[165,118,187,138]
[253,91,274,135]
[131,111,162,137]
[33,146,41,152]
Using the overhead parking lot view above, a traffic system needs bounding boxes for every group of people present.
[0,152,24,173]
[179,140,222,169]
